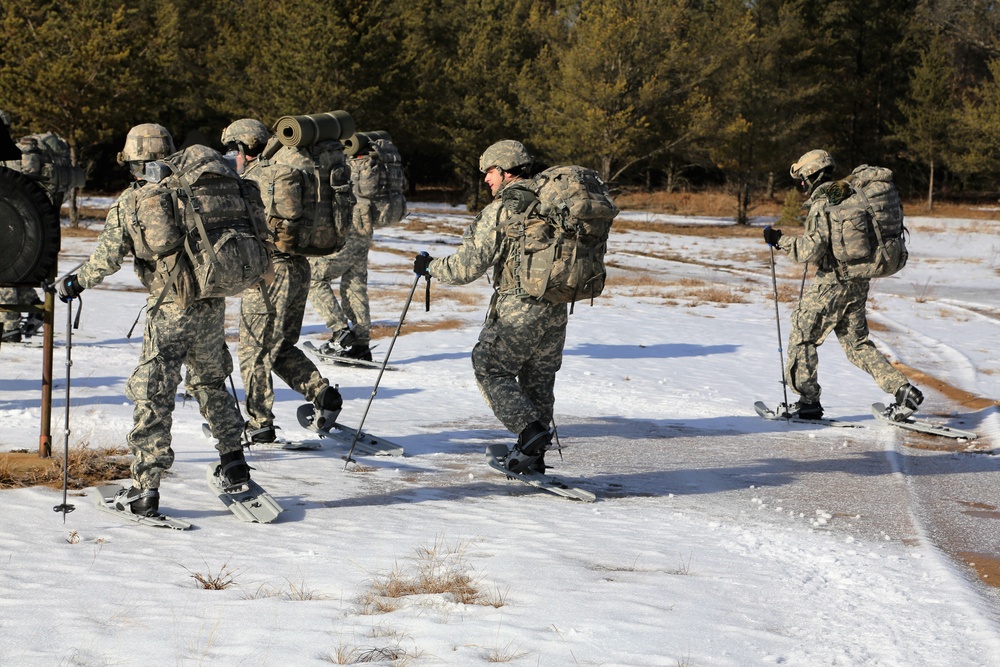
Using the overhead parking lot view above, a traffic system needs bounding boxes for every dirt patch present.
[958,551,1000,588]
[890,360,1000,411]
[0,446,131,490]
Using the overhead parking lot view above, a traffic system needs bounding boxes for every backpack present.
[8,132,85,206]
[124,144,270,314]
[253,139,354,255]
[499,165,618,308]
[826,165,907,281]
[347,132,407,228]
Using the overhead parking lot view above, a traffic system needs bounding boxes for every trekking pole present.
[53,294,79,520]
[343,274,423,468]
[768,245,790,419]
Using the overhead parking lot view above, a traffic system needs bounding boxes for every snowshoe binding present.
[504,421,552,474]
[215,449,252,491]
[882,384,924,422]
[113,486,160,517]
[777,400,824,420]
[313,385,343,432]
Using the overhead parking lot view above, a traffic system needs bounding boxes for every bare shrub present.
[186,560,242,590]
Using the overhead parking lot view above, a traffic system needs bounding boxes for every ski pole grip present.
[424,276,430,312]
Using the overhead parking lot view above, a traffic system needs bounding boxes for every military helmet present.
[221,118,269,154]
[117,123,175,165]
[479,139,532,173]
[789,149,835,181]
[0,110,10,127]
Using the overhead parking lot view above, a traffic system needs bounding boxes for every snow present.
[2,205,1000,666]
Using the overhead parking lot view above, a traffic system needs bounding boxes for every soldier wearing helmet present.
[411,140,567,474]
[761,149,922,421]
[221,118,344,447]
[116,123,175,179]
[55,122,248,517]
[221,118,270,174]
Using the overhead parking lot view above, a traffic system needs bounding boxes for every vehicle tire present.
[0,165,60,286]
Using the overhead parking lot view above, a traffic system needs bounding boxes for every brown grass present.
[0,445,131,490]
[370,318,469,339]
[358,539,505,615]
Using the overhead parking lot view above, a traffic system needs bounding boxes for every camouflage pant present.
[786,277,907,404]
[0,287,41,325]
[239,254,330,430]
[472,295,568,435]
[308,238,371,344]
[125,298,244,489]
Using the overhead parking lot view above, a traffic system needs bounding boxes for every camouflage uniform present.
[428,181,568,435]
[776,183,909,404]
[0,287,41,329]
[76,186,245,489]
[238,160,333,433]
[308,200,374,344]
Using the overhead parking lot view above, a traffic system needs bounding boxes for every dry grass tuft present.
[187,560,243,590]
[484,640,530,663]
[0,445,131,490]
[358,538,503,614]
[322,639,421,665]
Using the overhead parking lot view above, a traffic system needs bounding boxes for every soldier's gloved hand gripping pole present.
[343,263,429,467]
[51,262,86,520]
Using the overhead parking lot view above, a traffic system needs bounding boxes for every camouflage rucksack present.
[346,131,407,229]
[825,165,907,281]
[123,144,270,314]
[499,166,618,309]
[251,138,354,255]
[4,132,84,207]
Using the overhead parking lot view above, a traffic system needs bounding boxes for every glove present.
[763,226,782,247]
[413,251,432,277]
[56,273,84,302]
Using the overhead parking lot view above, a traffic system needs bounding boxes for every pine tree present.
[0,0,151,225]
[893,34,958,209]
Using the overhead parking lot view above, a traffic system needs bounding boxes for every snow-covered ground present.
[1,201,999,666]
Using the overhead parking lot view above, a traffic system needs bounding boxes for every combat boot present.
[314,384,343,431]
[778,400,823,420]
[216,449,251,490]
[244,423,276,445]
[113,486,160,516]
[505,421,552,474]
[887,383,923,421]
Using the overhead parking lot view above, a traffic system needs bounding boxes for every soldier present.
[762,149,923,420]
[0,111,44,342]
[221,118,343,445]
[307,202,374,361]
[412,140,565,474]
[55,123,251,516]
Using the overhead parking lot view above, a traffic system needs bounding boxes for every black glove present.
[413,251,432,277]
[56,273,84,302]
[763,226,782,247]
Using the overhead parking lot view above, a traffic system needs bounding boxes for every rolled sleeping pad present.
[274,110,355,147]
[260,135,283,161]
[343,130,393,155]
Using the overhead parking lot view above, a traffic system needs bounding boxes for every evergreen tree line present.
[3,0,1000,222]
